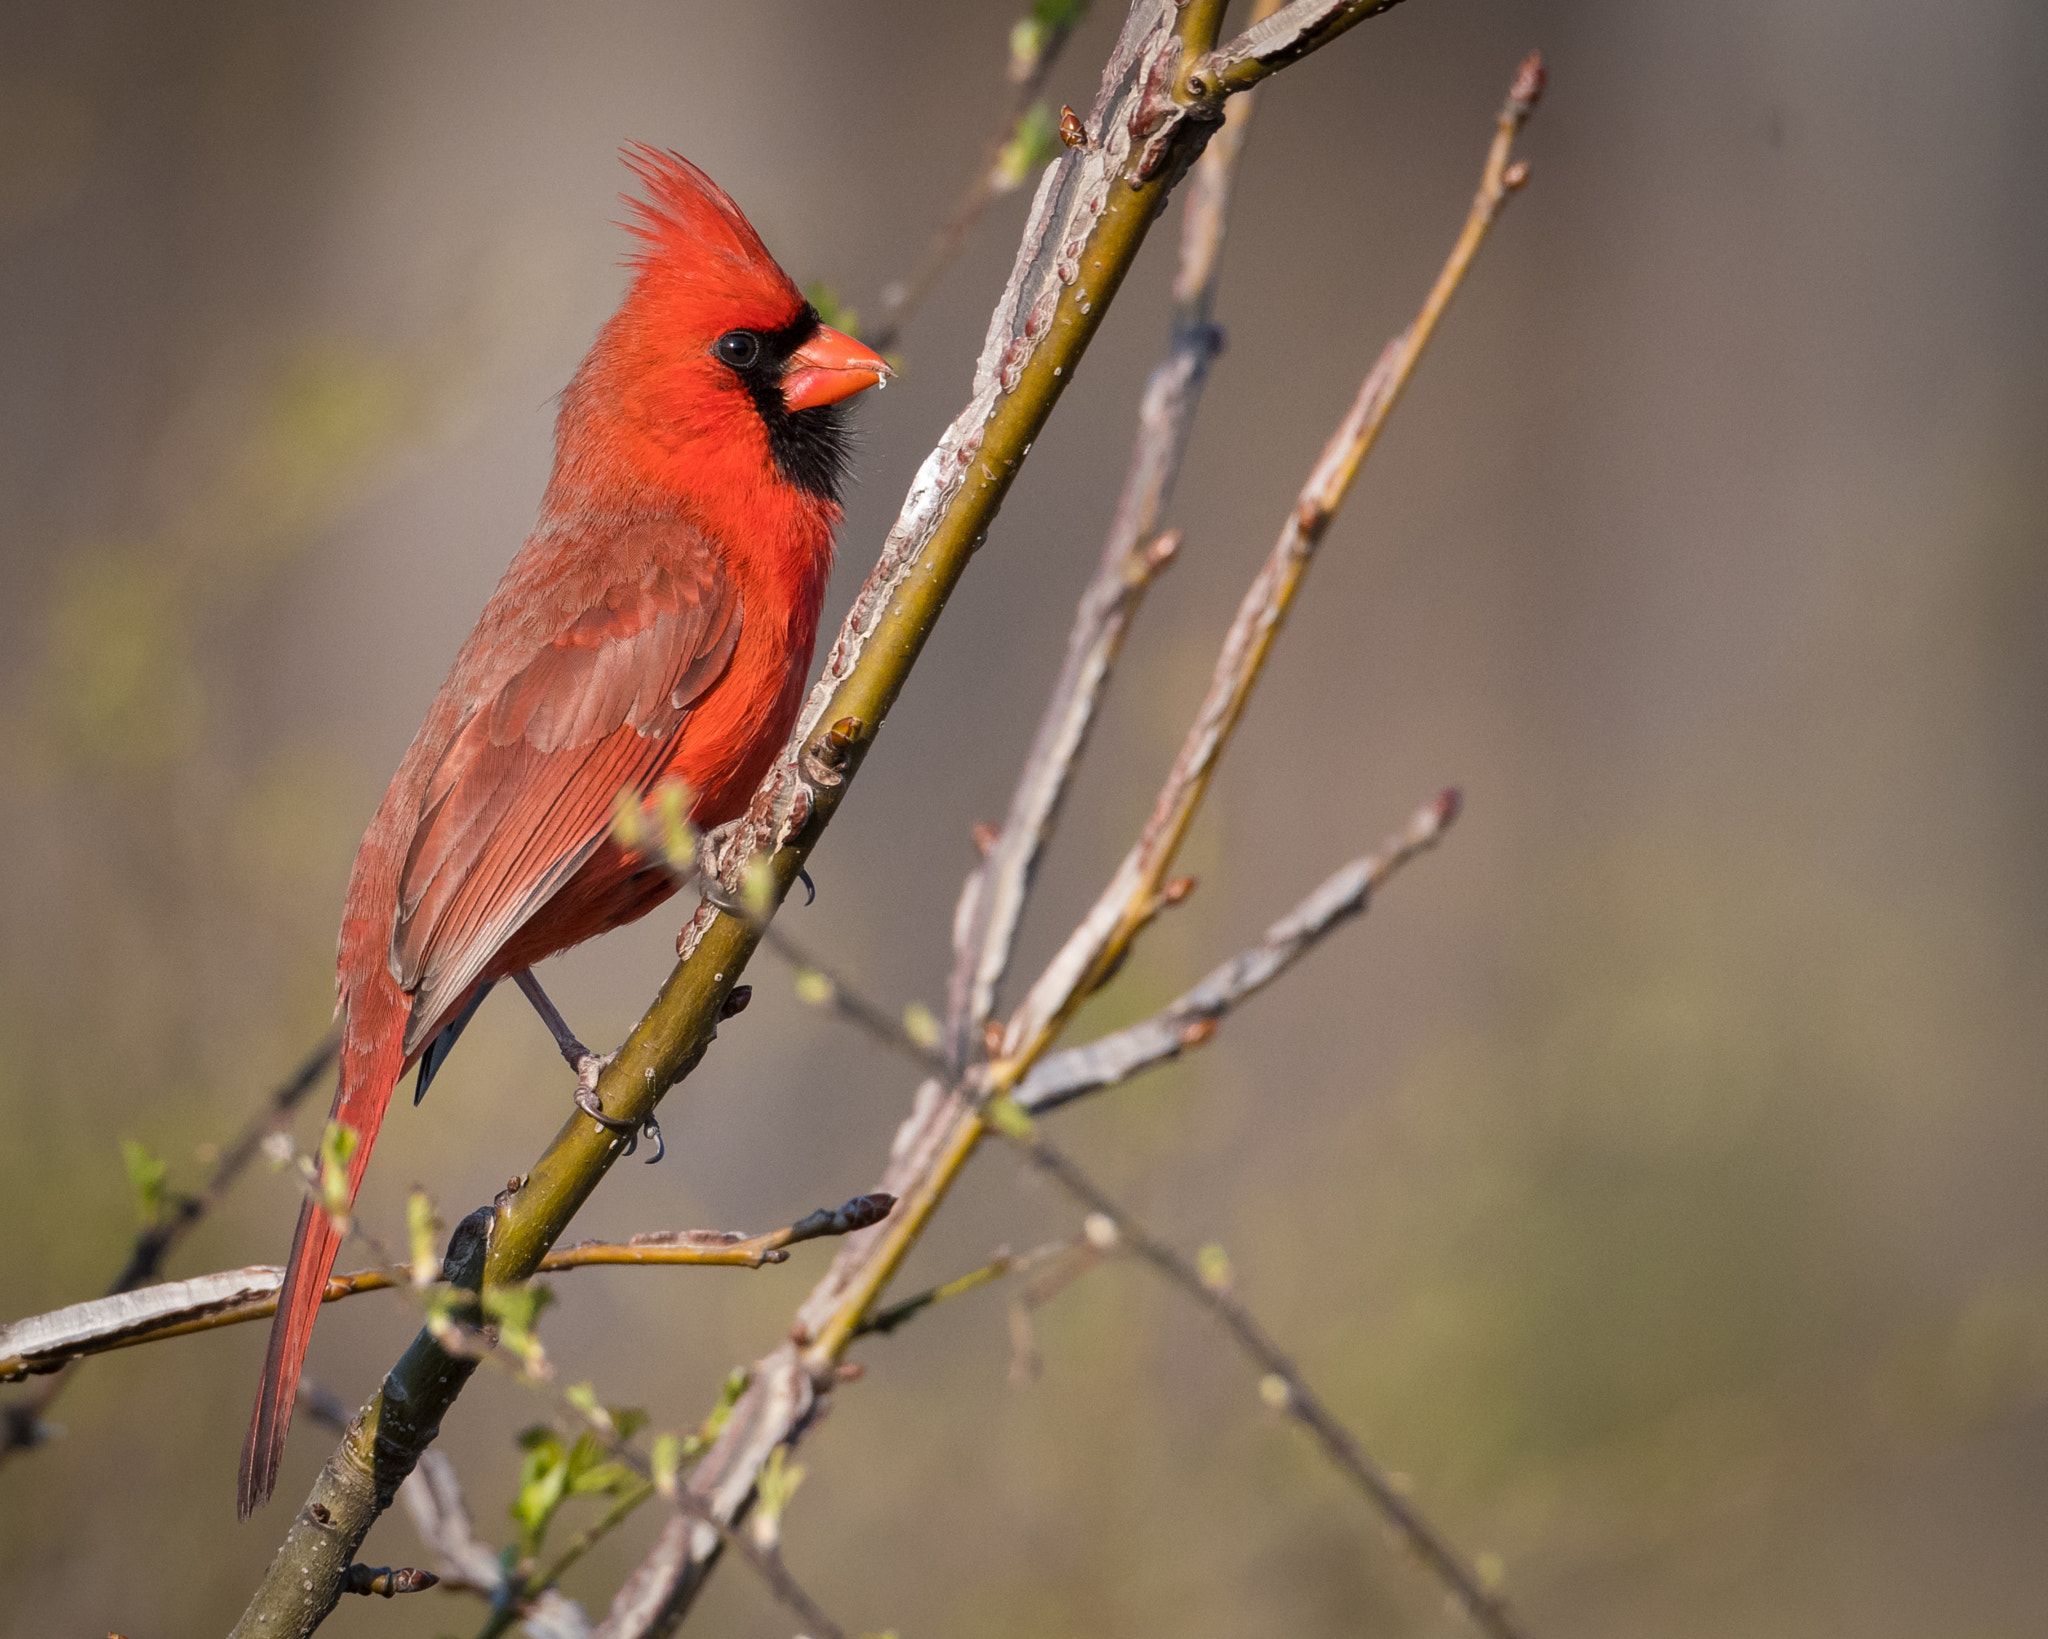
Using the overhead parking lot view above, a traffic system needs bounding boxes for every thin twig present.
[999,44,1537,1070]
[421,1313,854,1639]
[1017,788,1459,1112]
[594,27,1519,1639]
[761,928,945,1071]
[1190,0,1412,99]
[943,0,1280,1071]
[1007,1130,1529,1639]
[853,1238,1074,1339]
[865,1,1091,352]
[0,1195,894,1378]
[233,0,1234,1623]
[0,1031,337,1461]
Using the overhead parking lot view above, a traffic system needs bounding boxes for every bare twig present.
[998,39,1536,1070]
[1018,788,1459,1112]
[943,0,1280,1071]
[410,1313,854,1639]
[0,1195,894,1377]
[853,1237,1075,1338]
[1009,1131,1528,1639]
[232,2,1249,1625]
[599,49,1540,1637]
[1189,0,1412,100]
[762,928,945,1071]
[0,1031,337,1460]
[866,0,1092,351]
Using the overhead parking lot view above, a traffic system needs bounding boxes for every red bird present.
[239,149,888,1514]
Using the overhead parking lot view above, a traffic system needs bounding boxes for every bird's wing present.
[390,545,741,1056]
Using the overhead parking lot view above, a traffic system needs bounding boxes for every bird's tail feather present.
[238,972,407,1516]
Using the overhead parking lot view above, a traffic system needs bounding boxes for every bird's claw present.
[700,877,751,919]
[570,1054,663,1162]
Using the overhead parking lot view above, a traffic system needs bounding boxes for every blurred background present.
[3,1,2045,1634]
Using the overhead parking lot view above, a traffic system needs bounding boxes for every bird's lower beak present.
[781,325,892,412]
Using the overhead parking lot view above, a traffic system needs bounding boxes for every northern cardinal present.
[239,149,889,1514]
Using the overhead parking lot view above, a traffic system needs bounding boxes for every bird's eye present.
[715,331,761,369]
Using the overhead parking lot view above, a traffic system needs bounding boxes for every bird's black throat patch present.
[730,304,854,505]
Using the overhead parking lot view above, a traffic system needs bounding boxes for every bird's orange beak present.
[781,325,892,412]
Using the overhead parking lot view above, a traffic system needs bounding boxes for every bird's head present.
[577,146,890,514]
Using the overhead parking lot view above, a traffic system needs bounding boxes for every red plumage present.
[239,151,888,1514]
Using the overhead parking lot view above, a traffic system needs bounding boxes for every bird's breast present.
[662,579,819,829]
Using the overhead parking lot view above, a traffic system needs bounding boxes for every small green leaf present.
[511,1427,573,1551]
[610,787,648,852]
[407,1190,441,1286]
[993,102,1060,193]
[318,1121,359,1225]
[613,1406,649,1443]
[563,1380,610,1432]
[483,1282,554,1372]
[982,1095,1037,1141]
[691,1367,751,1455]
[1033,0,1088,29]
[651,1432,682,1499]
[793,968,835,1008]
[803,283,862,342]
[901,1001,941,1052]
[1196,1243,1233,1291]
[569,1459,636,1497]
[742,855,776,924]
[755,1443,806,1528]
[120,1139,166,1229]
[652,778,697,874]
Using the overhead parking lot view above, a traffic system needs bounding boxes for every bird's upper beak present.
[781,325,892,412]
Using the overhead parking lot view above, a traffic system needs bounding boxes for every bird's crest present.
[618,145,803,322]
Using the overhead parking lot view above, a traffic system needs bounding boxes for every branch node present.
[1507,50,1547,124]
[339,1564,438,1598]
[801,715,868,787]
[1128,527,1184,584]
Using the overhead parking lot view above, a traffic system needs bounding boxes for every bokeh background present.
[4,1,2046,1634]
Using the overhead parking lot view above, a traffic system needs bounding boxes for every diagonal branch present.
[596,36,1536,1639]
[1000,33,1539,1072]
[1190,0,1412,99]
[1010,1130,1529,1639]
[762,927,946,1071]
[943,0,1277,1070]
[231,6,1253,1634]
[0,1195,894,1378]
[1017,787,1458,1112]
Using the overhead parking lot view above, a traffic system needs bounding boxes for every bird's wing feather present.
[391,543,741,1054]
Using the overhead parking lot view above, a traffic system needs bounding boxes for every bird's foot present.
[570,1054,664,1163]
[699,876,751,920]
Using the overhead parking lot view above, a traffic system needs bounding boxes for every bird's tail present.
[238,970,408,1517]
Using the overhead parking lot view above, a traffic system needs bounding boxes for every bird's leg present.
[512,969,663,1162]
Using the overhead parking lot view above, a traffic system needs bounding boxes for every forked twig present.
[1018,788,1459,1112]
[603,39,1542,1639]
[943,0,1278,1070]
[0,1195,893,1379]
